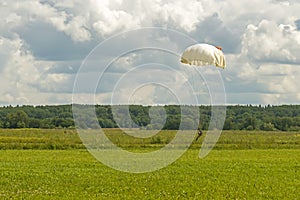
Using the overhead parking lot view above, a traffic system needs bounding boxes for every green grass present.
[0,149,299,199]
[214,130,300,150]
[0,129,300,199]
[1,129,300,150]
[0,129,84,150]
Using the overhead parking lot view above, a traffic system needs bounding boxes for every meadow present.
[0,129,300,199]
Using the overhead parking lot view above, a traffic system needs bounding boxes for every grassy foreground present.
[0,129,300,199]
[1,149,299,199]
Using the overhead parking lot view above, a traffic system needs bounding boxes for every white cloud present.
[0,0,91,42]
[0,35,72,105]
[90,0,211,35]
[224,7,300,104]
[0,0,300,105]
[242,20,300,63]
[259,64,299,94]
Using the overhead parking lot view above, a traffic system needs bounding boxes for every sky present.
[0,0,300,106]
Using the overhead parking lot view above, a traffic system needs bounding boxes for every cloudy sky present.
[0,0,300,106]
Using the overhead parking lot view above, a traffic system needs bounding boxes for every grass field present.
[1,129,300,150]
[0,129,300,199]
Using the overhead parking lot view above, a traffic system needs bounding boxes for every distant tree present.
[260,122,276,131]
[0,104,300,130]
[180,118,195,130]
[273,117,293,131]
[164,115,180,130]
[223,117,236,130]
[241,112,257,130]
[98,118,116,128]
[6,110,29,128]
[28,118,41,128]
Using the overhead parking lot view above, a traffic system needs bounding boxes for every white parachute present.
[180,43,226,69]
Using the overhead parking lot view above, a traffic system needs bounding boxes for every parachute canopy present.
[180,43,226,68]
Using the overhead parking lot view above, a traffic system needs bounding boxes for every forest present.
[0,104,299,131]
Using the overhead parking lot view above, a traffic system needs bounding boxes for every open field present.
[0,129,300,199]
[1,129,300,150]
[1,149,299,199]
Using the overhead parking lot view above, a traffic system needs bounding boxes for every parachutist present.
[196,129,203,141]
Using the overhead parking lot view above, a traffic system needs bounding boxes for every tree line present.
[0,104,299,131]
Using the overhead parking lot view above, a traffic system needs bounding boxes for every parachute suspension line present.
[191,66,200,104]
[183,65,198,103]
